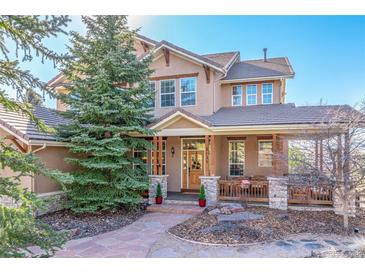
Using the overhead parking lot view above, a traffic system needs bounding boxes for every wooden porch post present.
[153,136,158,175]
[315,140,319,169]
[272,134,278,176]
[337,134,343,180]
[319,139,323,172]
[158,136,163,175]
[205,135,210,176]
[210,135,216,176]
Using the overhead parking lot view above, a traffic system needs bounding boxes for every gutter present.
[220,75,294,84]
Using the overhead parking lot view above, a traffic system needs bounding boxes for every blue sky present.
[7,16,365,108]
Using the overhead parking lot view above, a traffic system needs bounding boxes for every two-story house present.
[0,34,356,205]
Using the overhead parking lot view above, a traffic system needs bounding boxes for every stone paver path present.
[55,212,357,258]
[55,212,193,258]
[147,233,356,258]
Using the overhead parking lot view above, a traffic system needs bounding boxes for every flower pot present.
[198,199,206,207]
[155,196,163,204]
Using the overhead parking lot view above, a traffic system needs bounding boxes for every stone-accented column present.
[333,187,356,216]
[268,176,288,210]
[148,175,168,204]
[199,176,220,205]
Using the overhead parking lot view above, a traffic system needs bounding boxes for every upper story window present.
[229,140,245,176]
[180,77,197,106]
[262,83,273,104]
[246,84,257,105]
[232,85,242,106]
[148,81,156,107]
[160,79,175,107]
[258,140,273,167]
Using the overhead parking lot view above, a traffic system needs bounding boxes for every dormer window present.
[246,84,257,105]
[262,83,273,104]
[160,79,176,107]
[180,77,197,106]
[232,85,242,106]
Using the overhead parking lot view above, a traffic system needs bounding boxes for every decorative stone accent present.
[148,175,168,204]
[199,176,220,205]
[36,191,66,216]
[333,187,356,216]
[268,176,288,210]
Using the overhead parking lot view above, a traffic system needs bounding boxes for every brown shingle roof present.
[0,104,69,142]
[222,57,294,81]
[202,51,239,68]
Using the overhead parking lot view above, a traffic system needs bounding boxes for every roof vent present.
[263,48,268,62]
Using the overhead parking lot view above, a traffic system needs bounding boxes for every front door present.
[187,151,205,190]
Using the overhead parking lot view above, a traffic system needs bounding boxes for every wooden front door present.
[187,151,205,190]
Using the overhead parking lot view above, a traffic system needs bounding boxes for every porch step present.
[146,203,204,215]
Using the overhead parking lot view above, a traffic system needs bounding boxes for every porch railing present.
[218,179,269,202]
[288,185,333,205]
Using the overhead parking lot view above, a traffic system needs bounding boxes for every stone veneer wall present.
[268,176,288,210]
[200,176,220,205]
[148,175,168,204]
[333,187,356,216]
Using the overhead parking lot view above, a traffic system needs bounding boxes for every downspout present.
[28,143,47,193]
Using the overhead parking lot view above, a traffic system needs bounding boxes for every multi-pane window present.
[246,85,257,105]
[151,140,166,175]
[148,81,156,107]
[160,80,175,107]
[180,77,197,106]
[232,86,242,106]
[258,140,273,167]
[262,83,273,104]
[133,148,148,175]
[229,141,245,176]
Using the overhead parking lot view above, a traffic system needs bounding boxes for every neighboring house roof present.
[0,104,68,142]
[222,57,294,81]
[202,51,240,68]
[135,33,158,46]
[203,104,357,127]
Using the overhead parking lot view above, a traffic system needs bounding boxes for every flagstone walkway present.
[55,212,358,258]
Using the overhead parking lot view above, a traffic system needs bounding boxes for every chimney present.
[263,48,268,62]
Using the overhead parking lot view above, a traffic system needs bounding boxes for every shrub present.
[199,184,206,200]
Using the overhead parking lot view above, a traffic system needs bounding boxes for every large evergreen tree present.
[57,16,155,212]
[0,15,71,257]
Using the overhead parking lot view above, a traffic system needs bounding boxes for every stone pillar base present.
[148,175,169,204]
[333,187,356,216]
[268,176,288,210]
[200,176,221,206]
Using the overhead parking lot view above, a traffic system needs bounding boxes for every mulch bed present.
[309,249,365,258]
[169,205,365,245]
[38,204,147,240]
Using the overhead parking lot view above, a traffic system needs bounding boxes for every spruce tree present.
[57,16,155,212]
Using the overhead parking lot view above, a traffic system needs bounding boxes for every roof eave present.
[220,74,294,84]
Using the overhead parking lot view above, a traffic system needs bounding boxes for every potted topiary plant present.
[198,184,206,207]
[155,183,163,204]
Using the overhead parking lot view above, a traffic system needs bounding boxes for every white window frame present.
[149,81,157,107]
[246,84,257,105]
[228,140,245,177]
[150,140,166,175]
[160,79,176,108]
[258,140,273,167]
[180,77,197,107]
[231,85,243,106]
[262,83,273,105]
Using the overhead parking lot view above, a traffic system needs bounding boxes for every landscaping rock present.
[304,243,325,250]
[217,212,263,222]
[208,208,221,216]
[220,207,233,215]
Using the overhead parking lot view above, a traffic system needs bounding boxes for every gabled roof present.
[135,33,158,46]
[0,104,69,143]
[203,104,357,127]
[202,51,240,68]
[221,57,294,82]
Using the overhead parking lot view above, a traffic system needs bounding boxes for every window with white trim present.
[148,81,156,107]
[150,140,166,175]
[228,140,245,176]
[258,140,273,167]
[180,77,196,106]
[160,80,175,107]
[262,83,273,104]
[246,84,257,105]
[232,85,242,106]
